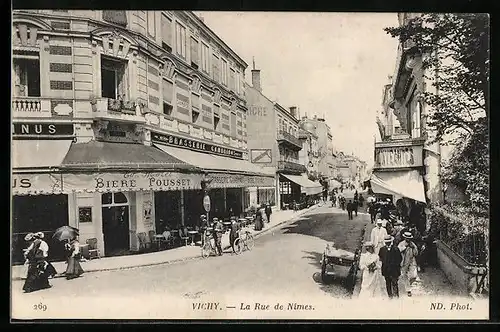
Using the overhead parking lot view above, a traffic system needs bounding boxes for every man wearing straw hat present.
[398,231,420,297]
[379,235,402,298]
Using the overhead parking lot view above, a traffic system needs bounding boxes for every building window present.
[161,13,173,50]
[212,54,220,82]
[102,10,127,27]
[175,22,187,59]
[229,68,236,91]
[190,37,199,68]
[201,42,210,74]
[235,71,240,94]
[214,115,220,131]
[221,58,228,86]
[147,11,156,37]
[192,109,200,123]
[101,56,128,100]
[12,57,40,97]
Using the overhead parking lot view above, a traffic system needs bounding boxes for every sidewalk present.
[11,204,320,281]
[352,222,457,297]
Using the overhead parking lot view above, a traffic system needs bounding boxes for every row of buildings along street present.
[12,10,365,263]
[11,10,489,319]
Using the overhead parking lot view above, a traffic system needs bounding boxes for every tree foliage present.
[384,14,489,214]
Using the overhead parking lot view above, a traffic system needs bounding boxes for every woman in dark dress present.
[23,233,51,293]
[254,207,263,231]
[64,238,84,280]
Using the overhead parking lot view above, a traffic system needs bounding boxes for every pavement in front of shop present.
[11,204,321,281]
[352,222,459,298]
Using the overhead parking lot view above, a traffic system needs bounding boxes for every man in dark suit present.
[379,235,402,298]
[346,200,353,220]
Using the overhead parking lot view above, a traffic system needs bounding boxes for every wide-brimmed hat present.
[363,241,374,248]
[386,198,391,202]
[395,220,404,226]
[212,217,219,221]
[24,233,34,241]
[376,219,383,224]
[200,214,206,219]
[35,232,44,239]
[384,235,394,243]
[402,231,414,239]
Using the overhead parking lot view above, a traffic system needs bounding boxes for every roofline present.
[187,11,248,69]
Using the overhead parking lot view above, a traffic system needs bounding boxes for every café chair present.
[86,238,101,260]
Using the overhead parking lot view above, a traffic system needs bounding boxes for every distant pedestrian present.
[212,218,224,256]
[265,204,272,223]
[254,207,263,231]
[358,194,365,210]
[229,217,240,253]
[64,238,84,280]
[379,235,402,299]
[353,197,359,217]
[346,200,354,220]
[370,219,388,255]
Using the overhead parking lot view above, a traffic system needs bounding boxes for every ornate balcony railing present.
[374,137,425,170]
[12,97,69,118]
[91,97,146,123]
[277,130,302,150]
[278,160,307,174]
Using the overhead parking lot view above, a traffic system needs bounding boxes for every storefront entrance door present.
[101,192,130,256]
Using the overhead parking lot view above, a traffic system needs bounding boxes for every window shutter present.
[161,14,173,47]
[162,79,173,103]
[192,93,200,110]
[190,37,199,65]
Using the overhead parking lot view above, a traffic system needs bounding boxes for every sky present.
[195,12,400,166]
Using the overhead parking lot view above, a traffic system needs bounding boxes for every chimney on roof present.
[251,57,261,92]
[289,106,297,118]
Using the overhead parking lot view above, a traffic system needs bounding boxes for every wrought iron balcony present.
[277,130,302,150]
[91,97,145,123]
[278,160,307,174]
[374,137,425,170]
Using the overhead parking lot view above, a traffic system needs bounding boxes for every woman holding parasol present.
[52,226,84,280]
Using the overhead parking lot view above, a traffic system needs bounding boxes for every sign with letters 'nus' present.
[12,123,74,137]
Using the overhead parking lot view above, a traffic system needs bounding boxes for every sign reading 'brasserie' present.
[151,132,243,160]
[13,123,74,136]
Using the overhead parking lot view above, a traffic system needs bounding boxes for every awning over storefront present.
[61,141,200,172]
[370,170,426,203]
[12,173,63,195]
[281,173,323,195]
[154,144,275,188]
[12,139,72,169]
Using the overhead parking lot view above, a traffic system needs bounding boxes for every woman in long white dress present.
[358,241,385,298]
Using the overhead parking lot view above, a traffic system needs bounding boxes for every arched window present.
[102,192,129,206]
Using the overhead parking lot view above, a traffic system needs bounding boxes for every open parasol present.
[52,225,79,242]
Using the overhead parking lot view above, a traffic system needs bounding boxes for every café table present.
[187,230,198,246]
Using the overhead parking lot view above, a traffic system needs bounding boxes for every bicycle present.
[233,229,255,255]
[201,229,223,258]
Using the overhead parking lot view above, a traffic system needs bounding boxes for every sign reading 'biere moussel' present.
[151,132,243,159]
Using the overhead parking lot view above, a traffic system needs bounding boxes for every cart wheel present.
[244,234,255,250]
[321,260,333,283]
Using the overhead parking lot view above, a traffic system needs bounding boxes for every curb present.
[13,204,321,281]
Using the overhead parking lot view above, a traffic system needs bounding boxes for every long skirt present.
[44,261,58,278]
[359,269,385,299]
[65,256,84,279]
[254,217,263,231]
[23,262,50,293]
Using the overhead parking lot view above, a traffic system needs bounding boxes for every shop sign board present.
[207,173,275,189]
[151,131,243,160]
[12,123,74,137]
[374,144,423,170]
[61,172,202,193]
